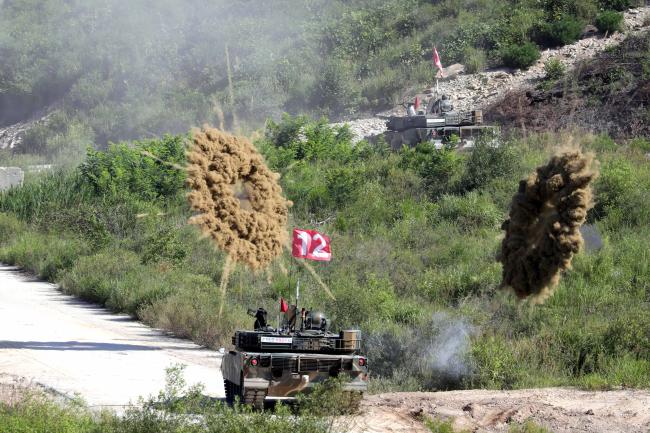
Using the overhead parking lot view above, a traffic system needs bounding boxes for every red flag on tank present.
[292,229,332,261]
[414,96,420,110]
[280,297,288,313]
[433,46,444,77]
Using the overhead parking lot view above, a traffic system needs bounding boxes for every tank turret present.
[384,94,496,151]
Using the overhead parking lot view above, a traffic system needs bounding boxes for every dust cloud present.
[424,312,474,386]
[186,126,291,270]
[498,149,599,301]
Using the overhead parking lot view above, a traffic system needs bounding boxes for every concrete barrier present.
[0,167,24,191]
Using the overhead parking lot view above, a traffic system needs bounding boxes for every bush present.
[0,231,90,280]
[400,143,464,198]
[598,0,636,11]
[535,17,584,47]
[595,11,624,33]
[460,140,519,192]
[80,135,186,201]
[0,213,25,247]
[467,334,521,389]
[544,57,566,80]
[501,42,541,69]
[463,47,487,74]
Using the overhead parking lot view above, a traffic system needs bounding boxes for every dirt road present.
[0,264,223,409]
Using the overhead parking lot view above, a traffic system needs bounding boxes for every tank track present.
[243,388,267,410]
[224,379,266,410]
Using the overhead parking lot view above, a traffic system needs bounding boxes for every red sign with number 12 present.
[292,229,332,261]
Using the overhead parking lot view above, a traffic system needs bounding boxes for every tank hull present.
[221,350,368,408]
[385,125,496,151]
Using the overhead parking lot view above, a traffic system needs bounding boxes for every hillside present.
[487,25,650,138]
[1,1,649,432]
[1,0,647,161]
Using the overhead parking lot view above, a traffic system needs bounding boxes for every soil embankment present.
[350,388,650,433]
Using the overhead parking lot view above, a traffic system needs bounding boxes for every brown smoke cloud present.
[186,126,292,270]
[498,149,599,301]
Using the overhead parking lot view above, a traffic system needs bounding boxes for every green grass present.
[1,120,649,392]
[0,366,332,433]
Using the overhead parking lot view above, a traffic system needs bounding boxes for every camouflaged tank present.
[221,307,368,410]
[384,94,497,151]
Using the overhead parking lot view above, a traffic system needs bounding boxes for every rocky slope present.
[335,6,650,143]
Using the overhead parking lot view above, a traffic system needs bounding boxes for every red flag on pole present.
[280,297,288,313]
[433,46,444,77]
[292,229,332,262]
[414,96,420,111]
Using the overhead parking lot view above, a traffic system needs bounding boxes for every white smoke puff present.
[420,312,476,384]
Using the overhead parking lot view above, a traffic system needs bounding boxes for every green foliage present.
[80,135,186,201]
[425,417,464,433]
[2,120,650,394]
[463,47,487,74]
[534,17,584,47]
[0,231,90,280]
[0,0,618,138]
[310,59,361,115]
[0,213,25,246]
[595,11,624,33]
[460,140,519,193]
[628,137,650,152]
[0,368,330,433]
[400,142,464,198]
[467,334,522,389]
[598,0,637,11]
[501,42,541,70]
[509,420,552,433]
[544,58,566,80]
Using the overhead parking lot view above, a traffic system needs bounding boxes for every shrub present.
[400,143,464,198]
[463,47,487,74]
[309,59,361,115]
[595,11,624,33]
[460,140,519,192]
[80,135,186,201]
[467,334,521,389]
[628,137,650,152]
[509,420,552,433]
[598,0,636,11]
[0,231,90,280]
[501,42,541,69]
[0,213,25,247]
[544,57,566,80]
[535,17,584,47]
[433,192,502,231]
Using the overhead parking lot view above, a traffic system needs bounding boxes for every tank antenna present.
[296,279,300,308]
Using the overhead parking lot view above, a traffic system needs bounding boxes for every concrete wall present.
[0,167,24,191]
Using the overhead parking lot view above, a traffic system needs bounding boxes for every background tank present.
[384,94,496,151]
[221,307,368,410]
